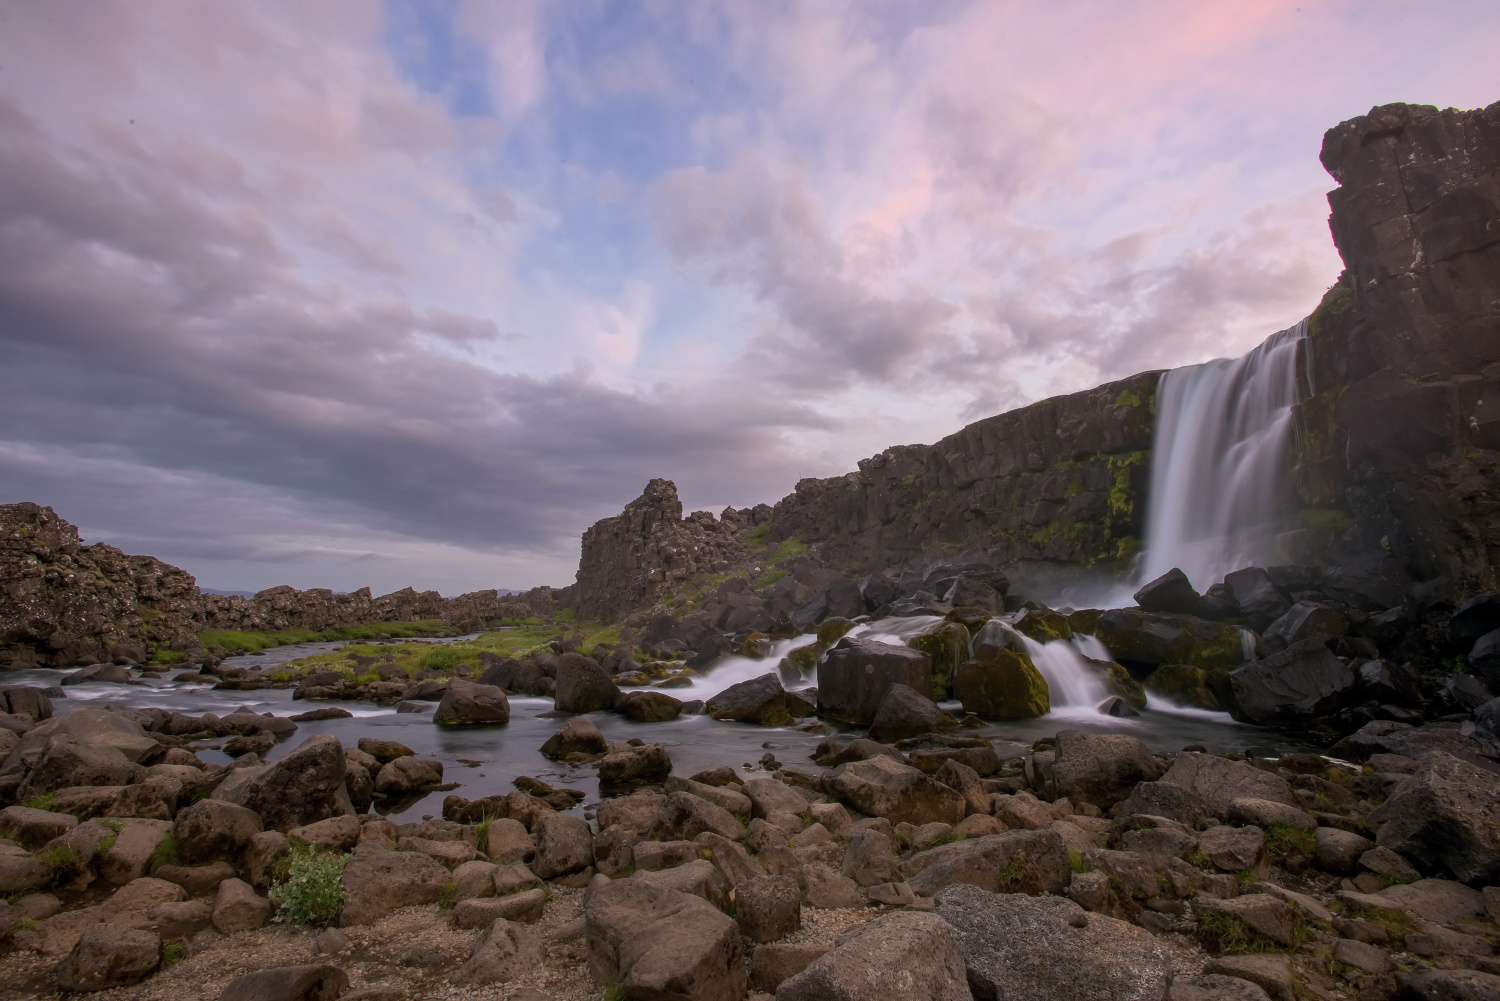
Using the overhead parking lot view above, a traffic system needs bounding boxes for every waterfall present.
[1139,320,1308,591]
[1020,634,1113,709]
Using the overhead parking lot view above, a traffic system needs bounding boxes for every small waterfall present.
[1020,635,1112,709]
[1140,320,1308,590]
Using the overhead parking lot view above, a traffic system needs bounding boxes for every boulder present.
[337,844,451,926]
[585,879,746,1000]
[288,815,361,853]
[1314,827,1375,874]
[449,919,546,986]
[1135,568,1204,615]
[1154,752,1297,815]
[1199,825,1265,871]
[596,790,667,835]
[174,799,263,865]
[484,817,534,865]
[934,759,989,817]
[1449,594,1500,652]
[492,862,543,896]
[433,680,510,725]
[904,829,1071,898]
[453,889,546,927]
[156,861,236,897]
[16,736,143,798]
[553,653,620,714]
[55,923,160,992]
[953,649,1049,720]
[592,825,637,877]
[355,737,412,763]
[598,742,672,788]
[62,663,132,685]
[1202,955,1293,1001]
[1470,627,1500,683]
[451,859,498,903]
[908,621,974,700]
[868,683,948,742]
[1394,968,1500,1000]
[667,777,751,816]
[50,783,170,821]
[634,840,700,872]
[741,777,806,821]
[633,858,732,910]
[1051,730,1160,809]
[776,910,971,1001]
[1260,602,1347,649]
[937,883,1172,1001]
[1223,568,1292,632]
[735,874,801,943]
[1113,780,1209,826]
[212,877,272,934]
[1094,608,1249,669]
[1226,798,1315,830]
[826,756,966,827]
[532,813,593,878]
[816,638,933,725]
[1194,894,1296,946]
[1364,751,1500,883]
[650,791,745,842]
[98,819,174,885]
[750,942,829,994]
[1226,640,1356,724]
[705,674,813,726]
[215,964,349,1001]
[0,805,77,845]
[373,756,443,796]
[798,862,864,908]
[539,717,608,759]
[217,735,351,832]
[615,690,683,722]
[1360,846,1422,885]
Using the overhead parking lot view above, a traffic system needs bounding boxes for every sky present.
[1,1,1496,596]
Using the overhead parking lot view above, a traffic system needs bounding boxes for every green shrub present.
[161,940,185,967]
[269,845,349,928]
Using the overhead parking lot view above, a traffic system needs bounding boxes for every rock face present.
[220,734,351,832]
[775,911,971,1001]
[1365,751,1500,883]
[817,639,933,725]
[585,878,747,1001]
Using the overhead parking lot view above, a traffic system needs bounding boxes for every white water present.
[1022,635,1111,710]
[1139,320,1308,592]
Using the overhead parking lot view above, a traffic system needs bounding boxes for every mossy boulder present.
[943,607,994,636]
[1067,609,1103,635]
[1012,608,1072,643]
[816,618,856,646]
[1089,609,1249,670]
[909,621,971,700]
[786,644,822,673]
[1143,664,1222,711]
[1086,658,1147,710]
[953,649,1049,720]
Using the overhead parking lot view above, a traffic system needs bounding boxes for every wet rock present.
[450,919,547,986]
[538,717,607,759]
[55,923,160,992]
[706,674,813,726]
[1094,608,1250,669]
[615,690,683,722]
[585,879,746,1000]
[553,653,621,714]
[1226,640,1356,725]
[532,813,593,879]
[373,756,443,796]
[776,910,970,1001]
[868,684,948,742]
[1450,595,1500,653]
[598,742,672,788]
[433,679,510,725]
[735,874,801,943]
[1051,729,1160,809]
[904,829,1071,898]
[337,844,451,926]
[355,737,412,763]
[62,663,132,686]
[174,799,263,865]
[938,883,1172,1001]
[817,638,933,725]
[827,756,965,827]
[215,963,350,1001]
[212,877,272,934]
[953,648,1049,720]
[1260,601,1347,650]
[1365,750,1500,883]
[1135,568,1204,616]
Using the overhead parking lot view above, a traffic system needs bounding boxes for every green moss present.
[1265,822,1317,858]
[22,792,55,813]
[1295,508,1356,533]
[1142,664,1222,711]
[161,940,185,968]
[148,834,180,873]
[745,523,772,550]
[1068,848,1087,874]
[1030,524,1055,547]
[1065,480,1085,499]
[1112,389,1143,410]
[149,649,188,665]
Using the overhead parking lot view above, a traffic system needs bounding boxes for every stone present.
[62,662,133,685]
[934,758,989,817]
[355,737,413,763]
[1365,751,1500,884]
[212,877,272,933]
[532,812,593,878]
[1155,752,1297,815]
[493,861,544,896]
[616,690,682,722]
[699,833,767,888]
[1051,730,1160,809]
[777,910,970,1001]
[1114,781,1209,827]
[1450,595,1500,652]
[707,674,814,726]
[48,782,170,821]
[868,684,948,742]
[1199,825,1264,871]
[668,776,752,816]
[1471,628,1500,683]
[1247,881,1333,922]
[955,814,1006,838]
[1395,968,1500,1000]
[449,918,547,986]
[97,818,174,885]
[904,829,1071,898]
[453,889,547,927]
[936,883,1172,1001]
[598,742,672,788]
[245,831,293,891]
[1202,955,1293,1001]
[55,923,160,992]
[633,859,731,911]
[866,881,915,906]
[596,790,667,835]
[591,824,637,877]
[735,874,800,943]
[174,799,263,865]
[433,679,510,725]
[485,817,534,864]
[1066,870,1111,911]
[1369,878,1486,923]
[817,638,934,725]
[1120,826,1197,864]
[1261,601,1347,649]
[1194,894,1296,946]
[146,900,214,939]
[749,942,829,994]
[1135,568,1203,615]
[1360,845,1423,885]
[450,860,497,904]
[826,756,966,827]
[635,839,699,872]
[1226,798,1315,830]
[953,648,1049,719]
[651,791,745,843]
[1333,937,1393,974]
[157,861,237,897]
[553,653,621,714]
[373,756,443,795]
[1169,974,1272,1001]
[585,878,746,1000]
[398,836,481,869]
[337,844,451,926]
[1315,827,1375,874]
[798,863,864,908]
[17,736,143,799]
[0,805,78,845]
[288,815,361,853]
[1226,640,1356,725]
[217,734,351,832]
[741,777,807,820]
[991,791,1058,830]
[215,963,350,1001]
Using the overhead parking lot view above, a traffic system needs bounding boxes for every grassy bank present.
[198,619,462,655]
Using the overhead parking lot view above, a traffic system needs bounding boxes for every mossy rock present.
[1093,609,1250,671]
[909,621,971,701]
[786,644,822,673]
[1087,659,1148,709]
[816,618,856,646]
[1067,609,1103,635]
[736,632,770,657]
[1143,664,1222,711]
[1012,608,1073,643]
[953,649,1050,720]
[944,607,994,636]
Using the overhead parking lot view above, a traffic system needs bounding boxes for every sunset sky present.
[2,1,1496,595]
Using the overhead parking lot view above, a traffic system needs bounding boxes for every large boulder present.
[338,844,451,926]
[174,799,264,865]
[650,791,745,843]
[1153,752,1297,816]
[1093,608,1250,669]
[531,813,593,879]
[908,621,973,700]
[373,756,443,795]
[55,923,160,992]
[936,883,1173,1001]
[449,919,547,986]
[776,911,970,1001]
[433,680,510,725]
[1135,568,1204,616]
[904,829,1072,898]
[1394,968,1500,1000]
[553,653,621,714]
[16,737,143,799]
[817,638,933,725]
[735,874,800,943]
[616,690,683,722]
[216,964,349,1001]
[215,734,351,832]
[1365,751,1500,884]
[1226,640,1356,725]
[1051,730,1160,809]
[953,648,1049,720]
[1261,602,1347,650]
[598,742,673,789]
[868,684,948,742]
[539,717,608,759]
[585,878,746,1001]
[826,756,966,827]
[706,674,813,726]
[1470,627,1500,683]
[1449,594,1500,652]
[1223,568,1292,632]
[0,805,77,844]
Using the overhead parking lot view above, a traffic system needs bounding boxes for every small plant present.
[438,880,457,909]
[269,844,349,928]
[1355,905,1416,940]
[1068,849,1087,874]
[1184,847,1212,870]
[602,981,627,1001]
[22,792,56,812]
[1234,869,1257,887]
[1001,852,1028,885]
[149,834,181,873]
[161,940,185,967]
[1197,911,1250,953]
[94,834,118,857]
[1264,823,1317,858]
[476,815,494,856]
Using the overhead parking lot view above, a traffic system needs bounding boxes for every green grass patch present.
[1196,911,1276,954]
[149,649,188,665]
[22,792,56,813]
[1068,848,1087,874]
[198,620,460,654]
[602,982,627,1001]
[745,523,772,550]
[438,880,458,909]
[270,844,349,927]
[148,834,181,873]
[1264,822,1317,858]
[161,939,185,967]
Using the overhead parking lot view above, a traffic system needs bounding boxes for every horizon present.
[2,1,1496,596]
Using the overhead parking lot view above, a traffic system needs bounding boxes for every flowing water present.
[1139,320,1308,593]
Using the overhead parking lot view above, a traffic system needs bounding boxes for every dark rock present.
[174,799,263,865]
[1261,602,1347,651]
[1150,751,1297,816]
[953,646,1049,720]
[868,683,947,742]
[615,690,683,722]
[449,918,546,986]
[1226,639,1356,725]
[1051,730,1160,809]
[1094,608,1249,669]
[1359,660,1423,705]
[1395,968,1500,1000]
[553,654,620,714]
[584,878,746,1001]
[355,738,413,763]
[1436,674,1494,712]
[706,674,813,726]
[373,756,443,795]
[433,680,510,725]
[55,924,160,992]
[735,874,801,943]
[287,707,353,722]
[816,638,932,725]
[1365,751,1500,884]
[216,963,351,1001]
[1468,627,1500,683]
[1096,696,1139,716]
[532,813,593,879]
[598,743,672,789]
[539,718,608,759]
[338,843,450,926]
[1449,595,1500,653]
[1135,568,1203,615]
[827,756,966,827]
[1223,568,1292,632]
[904,829,1071,897]
[62,663,132,686]
[218,734,351,832]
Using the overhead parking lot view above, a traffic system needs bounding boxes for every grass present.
[439,880,458,909]
[1264,823,1317,858]
[161,940,185,967]
[476,815,494,856]
[1351,905,1417,940]
[197,620,460,654]
[1069,849,1087,874]
[602,982,627,1001]
[148,834,180,873]
[1185,847,1212,870]
[22,792,56,812]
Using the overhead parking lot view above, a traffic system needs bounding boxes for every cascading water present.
[1021,635,1112,711]
[1139,320,1309,591]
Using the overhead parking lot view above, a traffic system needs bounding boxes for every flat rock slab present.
[775,910,970,1001]
[936,883,1172,1001]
